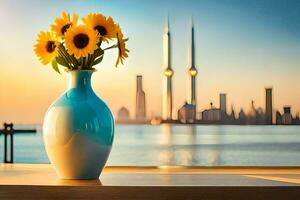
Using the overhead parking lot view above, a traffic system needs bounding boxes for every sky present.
[0,0,299,124]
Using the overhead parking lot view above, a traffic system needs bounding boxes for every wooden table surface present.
[1,164,300,199]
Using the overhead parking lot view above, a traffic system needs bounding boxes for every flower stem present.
[58,49,72,69]
[103,44,118,51]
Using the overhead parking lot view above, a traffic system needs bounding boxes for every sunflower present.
[51,11,78,37]
[34,31,60,65]
[115,25,129,66]
[83,13,117,42]
[65,25,99,58]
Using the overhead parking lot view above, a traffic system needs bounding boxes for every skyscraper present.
[162,18,173,120]
[282,106,292,125]
[188,20,198,112]
[136,75,146,120]
[220,93,227,120]
[265,87,273,124]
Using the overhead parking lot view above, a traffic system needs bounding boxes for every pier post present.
[3,123,14,163]
[3,134,7,163]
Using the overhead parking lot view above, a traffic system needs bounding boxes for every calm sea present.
[1,124,300,166]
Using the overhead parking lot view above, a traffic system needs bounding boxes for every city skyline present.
[118,72,300,125]
[0,0,300,124]
[120,20,298,124]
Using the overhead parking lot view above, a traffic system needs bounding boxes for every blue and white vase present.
[43,69,114,179]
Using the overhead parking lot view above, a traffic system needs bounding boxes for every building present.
[202,103,221,121]
[228,105,236,123]
[219,93,227,121]
[188,20,198,120]
[136,75,146,120]
[276,111,282,125]
[246,101,265,125]
[238,109,246,124]
[265,88,273,124]
[293,113,300,125]
[162,18,174,121]
[256,107,266,125]
[276,107,300,125]
[282,106,292,125]
[247,101,257,125]
[117,106,130,123]
[178,102,196,123]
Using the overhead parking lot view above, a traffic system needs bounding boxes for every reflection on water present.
[110,124,300,166]
[198,126,220,166]
[1,124,300,166]
[157,125,221,166]
[159,124,173,165]
[159,125,221,166]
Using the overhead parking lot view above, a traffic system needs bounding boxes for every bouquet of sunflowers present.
[34,12,129,73]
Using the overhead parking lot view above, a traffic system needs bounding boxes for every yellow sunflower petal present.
[51,11,78,37]
[115,24,129,66]
[65,25,99,59]
[72,13,79,26]
[83,13,117,42]
[62,11,70,22]
[34,31,59,65]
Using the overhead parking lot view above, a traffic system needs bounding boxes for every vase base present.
[59,176,100,180]
[56,170,102,180]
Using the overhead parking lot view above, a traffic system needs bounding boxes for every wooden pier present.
[0,123,36,163]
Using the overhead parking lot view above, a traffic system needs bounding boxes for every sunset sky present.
[0,0,300,124]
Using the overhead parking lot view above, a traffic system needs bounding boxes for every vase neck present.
[68,70,94,91]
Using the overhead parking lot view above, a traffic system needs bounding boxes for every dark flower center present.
[73,33,89,49]
[61,24,71,35]
[46,41,56,53]
[94,25,107,36]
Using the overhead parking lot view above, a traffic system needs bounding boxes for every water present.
[1,124,300,166]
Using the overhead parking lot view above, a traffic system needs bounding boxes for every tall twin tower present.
[162,19,198,121]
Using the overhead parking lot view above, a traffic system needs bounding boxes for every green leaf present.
[56,56,69,67]
[92,55,104,66]
[88,54,95,67]
[70,55,80,68]
[59,43,79,68]
[93,48,104,58]
[51,59,60,74]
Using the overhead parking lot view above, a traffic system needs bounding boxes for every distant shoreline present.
[1,123,300,127]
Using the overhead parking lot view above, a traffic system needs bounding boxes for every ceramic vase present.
[43,69,114,179]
